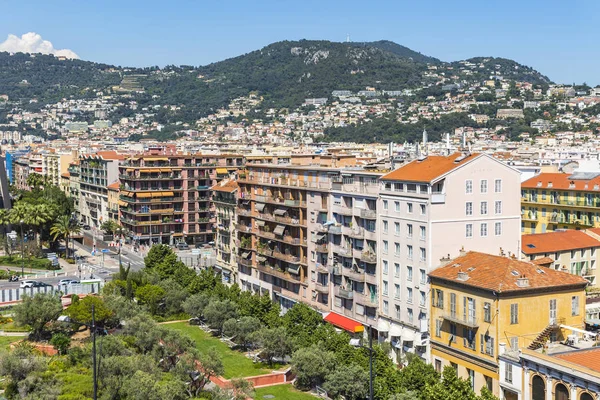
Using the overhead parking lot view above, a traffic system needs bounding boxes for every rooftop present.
[553,347,600,372]
[522,172,600,191]
[429,251,588,293]
[211,180,239,193]
[521,230,600,255]
[380,152,481,183]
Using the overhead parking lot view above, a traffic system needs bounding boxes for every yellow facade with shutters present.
[429,280,586,396]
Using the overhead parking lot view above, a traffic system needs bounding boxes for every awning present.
[560,324,599,337]
[402,329,416,342]
[160,168,171,173]
[121,191,131,196]
[316,233,326,241]
[324,312,364,333]
[389,324,403,337]
[117,200,128,207]
[586,318,600,327]
[274,209,287,216]
[161,191,174,197]
[216,168,228,174]
[126,168,133,172]
[287,265,300,274]
[377,319,390,333]
[273,225,285,236]
[255,203,266,212]
[140,169,152,173]
[242,251,251,259]
[257,256,267,262]
[256,220,265,227]
[137,192,152,198]
[222,270,231,276]
[144,157,168,161]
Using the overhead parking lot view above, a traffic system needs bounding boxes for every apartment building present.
[66,161,81,220]
[107,182,120,223]
[118,153,243,246]
[377,152,521,362]
[429,251,587,397]
[79,151,125,228]
[212,179,238,285]
[521,230,600,287]
[42,152,74,186]
[521,172,600,234]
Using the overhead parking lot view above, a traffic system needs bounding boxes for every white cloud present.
[0,32,79,59]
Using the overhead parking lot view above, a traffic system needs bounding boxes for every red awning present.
[324,312,364,333]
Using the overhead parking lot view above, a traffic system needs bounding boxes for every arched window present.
[532,375,546,400]
[580,393,594,400]
[555,383,569,400]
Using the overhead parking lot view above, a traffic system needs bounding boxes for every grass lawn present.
[166,322,279,379]
[254,384,316,400]
[0,256,55,271]
[0,336,21,350]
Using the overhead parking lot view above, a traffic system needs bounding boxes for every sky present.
[0,0,598,84]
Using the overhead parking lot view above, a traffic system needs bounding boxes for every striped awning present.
[242,251,251,259]
[137,192,152,198]
[216,168,228,174]
[117,200,128,207]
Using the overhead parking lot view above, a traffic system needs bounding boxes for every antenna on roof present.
[422,129,428,156]
[346,34,351,43]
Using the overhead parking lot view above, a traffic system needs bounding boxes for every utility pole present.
[92,304,97,400]
[368,324,373,400]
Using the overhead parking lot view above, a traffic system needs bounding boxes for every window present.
[407,245,413,259]
[484,302,491,323]
[407,266,413,281]
[420,269,426,284]
[394,201,400,212]
[480,334,494,356]
[466,224,473,238]
[407,288,413,303]
[510,303,518,324]
[420,291,426,306]
[407,308,413,323]
[383,220,388,233]
[466,180,473,194]
[480,201,488,215]
[480,223,487,237]
[394,242,400,256]
[383,200,388,210]
[407,224,413,238]
[449,323,457,342]
[394,284,400,299]
[572,296,580,316]
[394,263,400,277]
[510,337,518,351]
[394,222,400,235]
[383,300,389,315]
[383,241,388,254]
[450,293,457,317]
[434,289,444,308]
[495,222,502,236]
[495,179,502,193]
[435,359,442,372]
[463,328,476,350]
[466,202,473,216]
[420,204,426,215]
[495,200,502,215]
[420,226,426,240]
[420,247,426,261]
[395,305,401,320]
[407,203,413,213]
[480,179,488,194]
[383,281,388,296]
[435,320,442,337]
[505,364,513,383]
[383,260,389,275]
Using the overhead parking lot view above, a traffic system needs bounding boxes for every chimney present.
[516,274,529,287]
[459,246,467,257]
[439,254,452,267]
[457,269,469,281]
[498,342,506,355]
[499,247,505,257]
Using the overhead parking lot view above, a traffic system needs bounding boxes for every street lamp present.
[350,325,374,400]
[19,220,24,277]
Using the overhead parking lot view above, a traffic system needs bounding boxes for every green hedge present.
[0,256,57,270]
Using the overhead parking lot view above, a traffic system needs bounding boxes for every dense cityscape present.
[1,13,600,400]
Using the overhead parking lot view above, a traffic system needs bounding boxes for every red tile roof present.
[554,348,600,373]
[380,152,481,183]
[107,182,120,191]
[324,312,364,333]
[531,257,554,265]
[429,251,588,293]
[211,180,239,193]
[522,172,600,191]
[521,231,600,255]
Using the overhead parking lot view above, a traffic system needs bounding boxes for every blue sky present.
[1,0,597,84]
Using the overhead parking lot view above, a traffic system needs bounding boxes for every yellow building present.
[429,250,588,397]
[521,172,600,234]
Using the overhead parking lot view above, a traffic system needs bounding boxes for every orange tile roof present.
[211,180,239,193]
[96,151,126,160]
[554,348,600,373]
[531,257,554,265]
[107,182,120,191]
[61,172,70,178]
[429,251,588,293]
[380,152,481,183]
[521,231,600,255]
[522,172,600,191]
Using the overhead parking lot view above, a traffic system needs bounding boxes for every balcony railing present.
[360,209,377,219]
[343,267,365,282]
[360,251,377,263]
[315,282,330,294]
[336,287,354,299]
[442,312,479,328]
[315,243,329,253]
[236,256,253,267]
[332,205,353,216]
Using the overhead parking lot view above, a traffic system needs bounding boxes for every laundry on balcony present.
[274,209,287,216]
[273,225,285,236]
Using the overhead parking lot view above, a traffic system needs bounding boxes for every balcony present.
[365,273,378,285]
[256,263,305,284]
[333,245,352,257]
[442,313,479,328]
[237,207,253,217]
[236,256,253,267]
[521,211,538,222]
[431,192,446,204]
[332,265,342,275]
[256,213,304,226]
[316,263,332,274]
[360,209,377,219]
[235,223,253,233]
[315,243,329,253]
[315,282,330,294]
[346,227,364,239]
[364,230,377,241]
[329,226,342,235]
[332,205,353,216]
[335,287,354,300]
[360,252,377,263]
[213,197,237,206]
[343,267,365,282]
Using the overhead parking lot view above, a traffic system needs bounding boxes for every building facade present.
[212,179,239,285]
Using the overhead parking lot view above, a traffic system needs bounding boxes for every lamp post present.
[351,325,374,400]
[20,220,24,277]
[92,304,97,400]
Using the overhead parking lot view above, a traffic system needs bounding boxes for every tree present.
[171,348,224,397]
[222,316,261,348]
[66,295,114,327]
[13,293,62,340]
[323,363,369,400]
[25,203,53,246]
[50,332,71,355]
[182,292,212,319]
[144,244,178,270]
[0,344,48,397]
[100,219,120,235]
[50,214,81,259]
[422,366,483,400]
[203,299,238,332]
[398,356,440,394]
[250,327,294,364]
[291,344,336,389]
[135,284,166,315]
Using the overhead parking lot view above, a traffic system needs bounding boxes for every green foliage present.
[50,332,71,355]
[135,284,166,315]
[66,295,114,327]
[323,363,369,400]
[203,299,238,332]
[13,293,62,340]
[249,326,294,364]
[291,344,336,389]
[100,219,120,235]
[222,316,261,349]
[397,356,440,394]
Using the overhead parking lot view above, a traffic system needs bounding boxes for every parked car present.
[176,242,190,250]
[20,280,37,288]
[58,279,79,286]
[32,282,52,288]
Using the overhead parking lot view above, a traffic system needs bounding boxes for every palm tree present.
[50,215,81,260]
[25,203,52,246]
